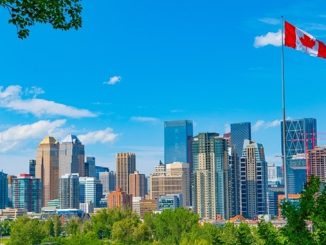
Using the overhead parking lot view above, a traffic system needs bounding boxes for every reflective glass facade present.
[164,120,193,164]
[0,171,8,209]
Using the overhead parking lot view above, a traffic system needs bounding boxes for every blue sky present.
[1,0,326,176]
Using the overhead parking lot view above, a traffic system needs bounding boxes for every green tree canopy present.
[0,0,82,38]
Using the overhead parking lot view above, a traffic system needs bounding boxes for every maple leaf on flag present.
[299,34,316,49]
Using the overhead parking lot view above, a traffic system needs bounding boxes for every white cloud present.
[254,30,282,48]
[25,86,45,98]
[0,119,66,152]
[106,76,121,85]
[0,85,96,118]
[78,128,118,145]
[131,116,160,123]
[258,17,281,25]
[252,119,281,132]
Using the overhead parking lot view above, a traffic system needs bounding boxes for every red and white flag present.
[285,21,326,59]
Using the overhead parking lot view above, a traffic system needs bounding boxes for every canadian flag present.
[285,21,326,59]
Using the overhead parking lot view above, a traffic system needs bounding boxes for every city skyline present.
[1,1,326,176]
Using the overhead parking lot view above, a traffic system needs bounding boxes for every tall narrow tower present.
[116,153,136,193]
[36,136,59,207]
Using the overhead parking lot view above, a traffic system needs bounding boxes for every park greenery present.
[0,176,325,244]
[0,0,82,38]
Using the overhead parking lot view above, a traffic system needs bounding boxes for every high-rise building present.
[228,146,240,218]
[164,120,193,165]
[107,187,132,210]
[12,174,42,213]
[287,154,306,194]
[230,122,251,158]
[192,133,231,220]
[59,173,80,209]
[150,162,190,206]
[59,135,85,177]
[99,171,116,194]
[95,166,109,180]
[240,140,268,219]
[129,171,147,198]
[0,171,8,209]
[85,157,96,177]
[36,136,59,207]
[7,175,16,208]
[29,160,36,177]
[79,177,103,207]
[307,146,326,183]
[116,153,136,193]
[281,118,317,194]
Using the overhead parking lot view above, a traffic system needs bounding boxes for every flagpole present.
[281,16,288,200]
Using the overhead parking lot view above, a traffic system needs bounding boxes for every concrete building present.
[307,146,326,182]
[59,173,80,209]
[240,140,268,219]
[12,174,42,213]
[150,162,190,206]
[116,153,136,193]
[192,133,231,220]
[139,199,157,218]
[129,171,147,198]
[107,187,132,210]
[59,135,85,177]
[36,136,59,207]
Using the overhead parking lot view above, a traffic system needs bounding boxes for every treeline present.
[2,176,326,245]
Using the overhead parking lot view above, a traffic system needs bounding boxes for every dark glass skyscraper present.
[230,122,251,158]
[281,118,317,194]
[0,171,8,209]
[29,159,36,177]
[164,120,193,164]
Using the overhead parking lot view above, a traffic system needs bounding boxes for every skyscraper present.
[85,156,96,177]
[59,173,80,209]
[79,177,103,207]
[164,120,193,164]
[0,171,8,209]
[59,135,85,178]
[36,136,59,207]
[230,122,251,158]
[29,160,36,177]
[12,174,42,213]
[150,162,190,206]
[99,171,116,194]
[281,118,317,194]
[192,133,231,220]
[307,146,326,183]
[129,171,146,198]
[240,140,268,219]
[95,166,109,180]
[116,153,136,193]
[7,175,16,208]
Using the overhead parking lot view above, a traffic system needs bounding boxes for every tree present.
[90,208,137,240]
[0,220,11,236]
[64,217,82,236]
[147,208,199,244]
[111,216,140,244]
[9,216,46,245]
[257,220,284,245]
[235,223,257,245]
[180,223,222,245]
[0,0,82,39]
